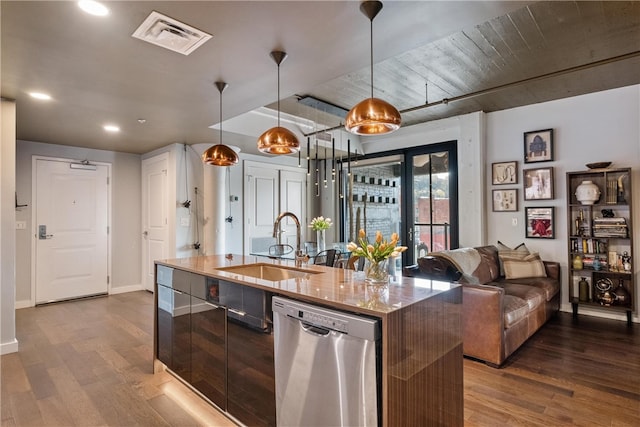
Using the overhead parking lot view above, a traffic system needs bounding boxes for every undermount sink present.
[217,263,321,281]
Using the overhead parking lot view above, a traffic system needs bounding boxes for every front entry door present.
[35,158,109,304]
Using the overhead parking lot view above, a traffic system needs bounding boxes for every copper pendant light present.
[345,0,401,135]
[257,51,300,154]
[202,81,239,166]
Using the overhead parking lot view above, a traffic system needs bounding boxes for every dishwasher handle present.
[300,321,331,337]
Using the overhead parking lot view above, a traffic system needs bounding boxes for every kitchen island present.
[154,255,462,426]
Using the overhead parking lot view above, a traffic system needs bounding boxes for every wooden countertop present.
[156,254,458,318]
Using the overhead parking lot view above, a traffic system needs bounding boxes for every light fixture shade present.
[202,144,238,166]
[258,50,300,155]
[345,97,401,135]
[346,0,401,136]
[202,80,239,166]
[257,126,300,154]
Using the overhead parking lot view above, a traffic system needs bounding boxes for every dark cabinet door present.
[191,296,226,410]
[156,284,191,381]
[226,318,276,427]
[156,284,172,368]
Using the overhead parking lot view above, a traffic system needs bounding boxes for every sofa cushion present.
[500,276,560,301]
[500,252,547,279]
[503,295,529,328]
[497,283,546,311]
[497,241,530,276]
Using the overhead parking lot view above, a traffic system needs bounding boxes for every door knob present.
[142,231,149,237]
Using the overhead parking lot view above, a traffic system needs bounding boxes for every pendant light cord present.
[370,17,374,99]
[219,85,223,145]
[277,63,281,127]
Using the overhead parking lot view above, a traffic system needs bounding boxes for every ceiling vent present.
[132,11,212,55]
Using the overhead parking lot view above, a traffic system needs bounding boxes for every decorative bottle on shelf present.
[572,255,583,270]
[575,180,601,205]
[578,277,590,302]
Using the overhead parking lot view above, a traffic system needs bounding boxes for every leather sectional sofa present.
[404,245,560,367]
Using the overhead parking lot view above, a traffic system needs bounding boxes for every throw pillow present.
[502,252,547,279]
[497,241,530,276]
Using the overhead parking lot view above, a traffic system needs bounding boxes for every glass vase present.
[364,258,389,286]
[316,229,326,252]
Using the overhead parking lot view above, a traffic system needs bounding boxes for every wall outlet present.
[180,217,190,227]
[15,221,26,230]
[511,218,518,226]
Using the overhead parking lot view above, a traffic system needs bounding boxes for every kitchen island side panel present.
[383,286,463,427]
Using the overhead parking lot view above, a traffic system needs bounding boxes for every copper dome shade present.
[345,97,401,135]
[345,0,401,136]
[202,81,238,166]
[257,50,300,154]
[257,126,300,155]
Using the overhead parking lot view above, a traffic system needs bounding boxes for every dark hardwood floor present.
[1,291,638,426]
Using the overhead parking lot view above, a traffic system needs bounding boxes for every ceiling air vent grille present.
[132,11,212,56]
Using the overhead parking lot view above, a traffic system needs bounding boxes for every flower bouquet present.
[347,229,407,285]
[309,216,332,231]
[309,216,332,251]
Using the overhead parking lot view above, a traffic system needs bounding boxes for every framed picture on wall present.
[525,206,554,239]
[492,189,518,212]
[524,128,553,163]
[492,161,518,185]
[523,167,554,200]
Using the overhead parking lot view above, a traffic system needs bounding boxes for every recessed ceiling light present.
[78,0,109,17]
[103,125,120,132]
[29,92,52,101]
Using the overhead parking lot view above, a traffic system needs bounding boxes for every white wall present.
[1,99,18,354]
[485,85,640,322]
[15,140,142,306]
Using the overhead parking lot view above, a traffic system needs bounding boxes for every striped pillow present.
[501,253,547,279]
[497,241,530,276]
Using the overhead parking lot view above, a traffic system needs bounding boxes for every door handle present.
[142,231,148,237]
[38,225,53,240]
[408,227,413,242]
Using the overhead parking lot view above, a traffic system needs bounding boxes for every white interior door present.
[244,163,307,254]
[280,169,307,247]
[244,164,279,253]
[142,154,169,291]
[35,159,109,304]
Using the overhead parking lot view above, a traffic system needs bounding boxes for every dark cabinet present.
[191,294,226,410]
[156,266,275,422]
[227,316,276,427]
[156,283,191,381]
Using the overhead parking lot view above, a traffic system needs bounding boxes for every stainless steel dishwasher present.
[272,296,380,427]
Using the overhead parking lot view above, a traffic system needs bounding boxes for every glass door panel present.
[406,143,458,264]
[340,142,457,267]
[342,156,403,251]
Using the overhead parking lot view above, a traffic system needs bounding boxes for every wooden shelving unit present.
[566,167,634,325]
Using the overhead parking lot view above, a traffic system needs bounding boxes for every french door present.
[404,142,458,263]
[340,141,458,266]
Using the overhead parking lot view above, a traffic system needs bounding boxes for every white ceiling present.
[2,1,639,156]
